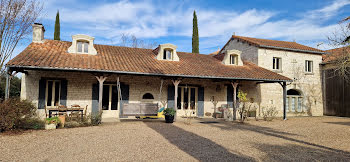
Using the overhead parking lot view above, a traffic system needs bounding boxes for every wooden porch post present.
[172,79,181,121]
[96,76,107,111]
[5,72,10,100]
[282,82,287,120]
[5,69,17,100]
[158,79,164,108]
[231,82,238,120]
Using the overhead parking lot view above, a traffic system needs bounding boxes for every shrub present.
[18,118,45,130]
[237,90,249,122]
[0,98,37,132]
[163,108,176,116]
[64,112,102,128]
[90,111,103,126]
[262,106,278,121]
[45,117,61,125]
[64,121,81,128]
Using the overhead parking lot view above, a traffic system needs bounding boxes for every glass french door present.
[102,85,119,111]
[177,86,198,112]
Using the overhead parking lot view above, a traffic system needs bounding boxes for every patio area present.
[1,116,350,161]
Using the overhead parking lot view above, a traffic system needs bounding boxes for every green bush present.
[91,111,103,126]
[45,117,60,125]
[0,75,21,100]
[163,108,176,116]
[64,121,81,128]
[0,98,37,132]
[18,118,45,130]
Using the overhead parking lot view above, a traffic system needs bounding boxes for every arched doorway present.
[286,89,303,112]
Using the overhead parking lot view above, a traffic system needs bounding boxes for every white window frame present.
[273,57,282,70]
[230,54,238,65]
[287,96,304,112]
[163,49,173,60]
[179,86,198,110]
[77,40,89,54]
[45,80,61,108]
[305,60,313,73]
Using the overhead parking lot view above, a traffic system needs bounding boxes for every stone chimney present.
[32,23,45,43]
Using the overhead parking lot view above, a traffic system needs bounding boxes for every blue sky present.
[12,0,350,59]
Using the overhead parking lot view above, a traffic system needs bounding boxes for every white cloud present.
[307,0,350,20]
[40,0,350,53]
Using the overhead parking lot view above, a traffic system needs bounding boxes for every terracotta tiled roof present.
[323,46,350,63]
[208,48,220,56]
[7,40,291,81]
[220,35,325,54]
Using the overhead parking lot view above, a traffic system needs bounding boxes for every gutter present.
[259,45,325,55]
[6,65,292,82]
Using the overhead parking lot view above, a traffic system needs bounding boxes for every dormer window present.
[163,49,173,60]
[77,41,89,53]
[155,43,179,61]
[68,34,97,55]
[221,49,243,66]
[230,54,238,65]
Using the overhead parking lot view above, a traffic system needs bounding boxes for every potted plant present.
[163,108,176,123]
[45,117,61,130]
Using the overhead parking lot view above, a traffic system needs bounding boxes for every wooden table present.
[47,107,84,118]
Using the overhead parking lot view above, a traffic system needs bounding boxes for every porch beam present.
[172,79,181,121]
[231,82,238,120]
[96,76,108,111]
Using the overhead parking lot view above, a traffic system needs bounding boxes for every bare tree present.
[0,0,43,74]
[120,33,157,49]
[340,16,350,42]
[327,23,350,82]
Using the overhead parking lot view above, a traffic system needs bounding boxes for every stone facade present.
[222,39,259,64]
[22,70,260,119]
[223,41,324,117]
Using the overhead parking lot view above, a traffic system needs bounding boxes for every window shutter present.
[60,79,68,106]
[38,79,46,109]
[167,86,175,109]
[177,87,181,109]
[198,87,204,117]
[227,85,233,108]
[111,86,118,110]
[120,83,129,117]
[91,83,99,114]
[163,50,166,59]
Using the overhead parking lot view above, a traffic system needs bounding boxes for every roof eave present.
[259,45,325,54]
[6,65,292,82]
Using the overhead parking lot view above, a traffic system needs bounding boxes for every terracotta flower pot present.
[58,115,66,128]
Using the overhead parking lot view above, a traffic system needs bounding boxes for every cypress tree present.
[54,10,60,40]
[192,10,199,53]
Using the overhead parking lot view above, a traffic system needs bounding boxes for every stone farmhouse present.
[5,23,326,120]
[218,36,325,116]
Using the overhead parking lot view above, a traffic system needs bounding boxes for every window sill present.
[272,70,283,73]
[304,72,314,75]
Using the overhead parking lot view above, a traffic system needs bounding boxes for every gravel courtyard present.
[1,116,350,161]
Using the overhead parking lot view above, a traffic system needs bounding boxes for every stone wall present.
[22,70,257,119]
[257,48,324,116]
[221,38,259,64]
[222,39,324,117]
